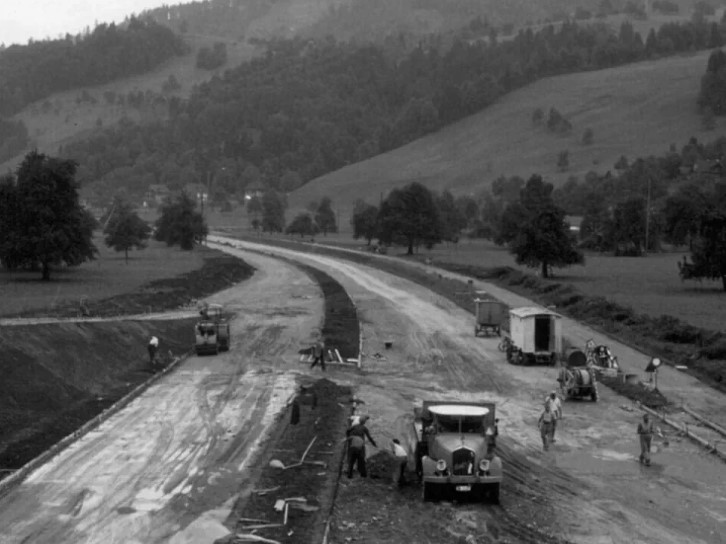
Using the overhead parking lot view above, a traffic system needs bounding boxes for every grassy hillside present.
[289,50,726,218]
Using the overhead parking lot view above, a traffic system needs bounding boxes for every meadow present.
[207,204,725,334]
[0,236,206,317]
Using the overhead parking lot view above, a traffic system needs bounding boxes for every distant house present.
[183,183,209,200]
[144,184,171,206]
[692,158,723,176]
[565,215,582,235]
[244,180,266,201]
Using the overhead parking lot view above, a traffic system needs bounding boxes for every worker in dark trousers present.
[148,336,159,367]
[346,415,377,478]
[637,413,655,466]
[538,403,555,451]
[310,339,326,371]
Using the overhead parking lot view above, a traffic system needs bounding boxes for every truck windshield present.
[436,415,460,433]
[461,417,484,434]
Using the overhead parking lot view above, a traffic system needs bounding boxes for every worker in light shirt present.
[390,438,408,487]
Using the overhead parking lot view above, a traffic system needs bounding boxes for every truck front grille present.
[452,448,475,476]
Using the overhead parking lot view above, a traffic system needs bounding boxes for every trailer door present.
[534,315,551,351]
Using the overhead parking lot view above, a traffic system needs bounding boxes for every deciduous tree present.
[498,175,583,277]
[286,213,319,237]
[103,197,151,262]
[377,182,442,255]
[350,200,379,245]
[261,190,286,233]
[0,151,97,280]
[314,197,337,235]
[154,191,207,250]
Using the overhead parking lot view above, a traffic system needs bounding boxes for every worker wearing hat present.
[346,415,377,478]
[546,391,562,442]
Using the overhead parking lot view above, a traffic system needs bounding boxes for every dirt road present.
[2,237,724,544]
[213,237,726,544]
[0,251,324,544]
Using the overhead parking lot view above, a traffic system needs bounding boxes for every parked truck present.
[194,303,230,355]
[413,400,502,503]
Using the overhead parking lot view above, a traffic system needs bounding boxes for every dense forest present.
[62,15,726,205]
[0,18,189,117]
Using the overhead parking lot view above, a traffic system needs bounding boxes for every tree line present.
[0,17,188,117]
[61,16,726,206]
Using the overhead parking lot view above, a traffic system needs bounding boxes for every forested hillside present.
[62,16,725,206]
[0,19,188,117]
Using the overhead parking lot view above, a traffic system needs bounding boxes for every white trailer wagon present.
[505,306,562,366]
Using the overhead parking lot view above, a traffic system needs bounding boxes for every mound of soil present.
[0,318,196,470]
[219,378,352,544]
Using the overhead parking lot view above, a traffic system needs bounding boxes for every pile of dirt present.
[0,318,196,470]
[219,378,352,544]
[297,262,360,360]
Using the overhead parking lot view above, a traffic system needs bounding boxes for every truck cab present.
[414,401,502,503]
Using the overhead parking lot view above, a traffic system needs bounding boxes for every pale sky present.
[1,0,171,46]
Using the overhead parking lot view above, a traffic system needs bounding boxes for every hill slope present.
[290,50,726,219]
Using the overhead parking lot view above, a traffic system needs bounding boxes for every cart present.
[474,298,507,337]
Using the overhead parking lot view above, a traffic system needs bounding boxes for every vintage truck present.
[413,401,502,503]
[504,306,562,366]
[194,303,230,355]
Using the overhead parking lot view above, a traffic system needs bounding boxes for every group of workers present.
[344,414,408,486]
[538,390,658,465]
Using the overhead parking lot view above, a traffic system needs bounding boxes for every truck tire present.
[489,483,500,504]
[591,385,598,402]
[422,482,438,502]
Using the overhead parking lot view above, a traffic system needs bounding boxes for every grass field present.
[210,206,725,334]
[290,49,726,220]
[0,236,208,317]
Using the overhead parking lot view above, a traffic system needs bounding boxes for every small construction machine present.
[195,303,231,355]
[585,339,621,378]
[473,294,507,337]
[557,348,598,401]
[504,306,561,365]
[413,400,502,503]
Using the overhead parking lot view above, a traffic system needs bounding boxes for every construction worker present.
[546,391,562,442]
[637,413,655,466]
[148,336,159,366]
[346,415,377,478]
[310,339,325,371]
[538,403,555,451]
[390,438,408,487]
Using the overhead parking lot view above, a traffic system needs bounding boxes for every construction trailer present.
[506,306,562,365]
[473,297,508,337]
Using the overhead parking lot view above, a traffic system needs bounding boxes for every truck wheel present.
[489,483,500,504]
[422,482,438,502]
[591,386,598,402]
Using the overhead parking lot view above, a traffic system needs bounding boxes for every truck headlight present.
[479,459,490,473]
[435,459,448,475]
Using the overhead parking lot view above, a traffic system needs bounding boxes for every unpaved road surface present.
[214,237,726,544]
[1,237,724,544]
[0,251,324,544]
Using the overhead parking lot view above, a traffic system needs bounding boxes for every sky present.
[1,0,171,46]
